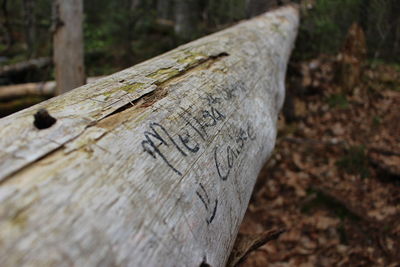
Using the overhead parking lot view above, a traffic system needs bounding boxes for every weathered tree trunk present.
[52,0,85,94]
[0,6,299,267]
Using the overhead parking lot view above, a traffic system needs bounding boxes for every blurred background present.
[1,0,399,265]
[0,1,398,103]
[0,0,399,116]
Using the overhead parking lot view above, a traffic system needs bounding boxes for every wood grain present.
[0,6,299,267]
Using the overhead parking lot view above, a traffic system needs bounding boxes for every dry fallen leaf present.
[228,229,286,267]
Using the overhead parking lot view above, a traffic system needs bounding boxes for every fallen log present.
[0,5,299,267]
[0,96,49,118]
[0,57,52,77]
[0,77,102,101]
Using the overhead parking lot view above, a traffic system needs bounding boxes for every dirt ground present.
[236,58,400,266]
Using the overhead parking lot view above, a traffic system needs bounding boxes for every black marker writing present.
[196,183,218,224]
[142,122,187,176]
[214,123,256,181]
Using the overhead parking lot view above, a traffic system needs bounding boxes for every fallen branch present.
[0,76,102,101]
[0,57,52,77]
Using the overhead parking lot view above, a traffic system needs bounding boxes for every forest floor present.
[237,57,400,266]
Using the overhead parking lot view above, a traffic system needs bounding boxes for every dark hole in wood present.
[199,257,211,267]
[210,52,229,59]
[33,108,57,129]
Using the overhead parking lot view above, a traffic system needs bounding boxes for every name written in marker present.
[141,81,246,175]
[214,123,256,181]
[140,81,257,224]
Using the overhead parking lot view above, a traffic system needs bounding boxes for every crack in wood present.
[102,52,229,120]
[0,52,230,185]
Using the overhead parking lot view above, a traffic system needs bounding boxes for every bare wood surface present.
[0,6,299,267]
[53,0,85,94]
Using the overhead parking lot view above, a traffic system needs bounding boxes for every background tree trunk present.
[0,6,299,267]
[174,0,199,40]
[52,0,85,94]
[246,0,278,18]
[157,0,171,20]
[22,0,36,58]
[131,0,141,10]
[1,0,13,50]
